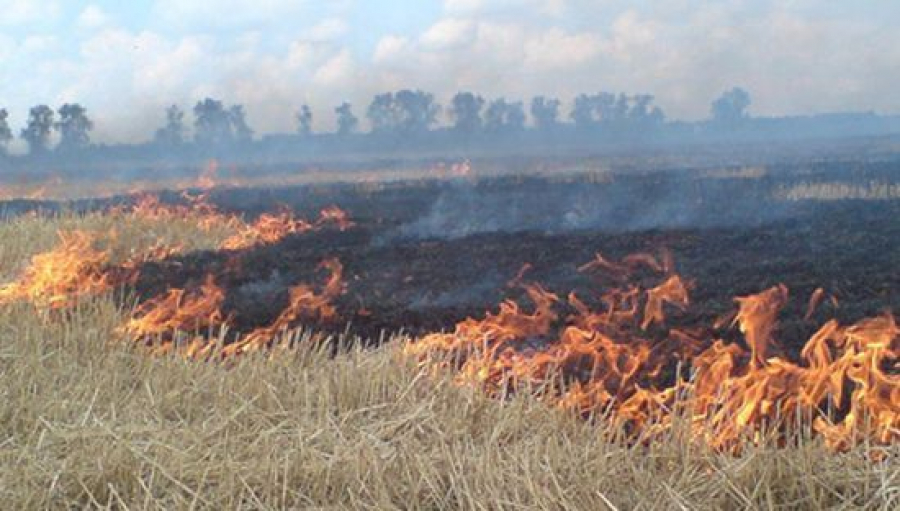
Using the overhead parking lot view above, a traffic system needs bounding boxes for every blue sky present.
[2,0,899,143]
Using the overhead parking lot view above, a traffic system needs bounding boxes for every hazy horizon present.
[3,1,900,144]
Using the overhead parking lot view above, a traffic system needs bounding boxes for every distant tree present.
[193,98,252,145]
[506,101,526,131]
[296,105,313,136]
[394,89,439,134]
[629,94,666,127]
[0,109,11,153]
[629,94,653,119]
[613,93,630,121]
[335,102,358,135]
[55,103,93,150]
[154,105,186,146]
[229,105,253,143]
[484,98,526,133]
[484,101,503,132]
[571,93,617,129]
[571,92,663,131]
[21,105,54,154]
[530,96,560,130]
[367,90,439,135]
[571,94,596,129]
[449,92,485,133]
[193,98,232,145]
[711,87,751,124]
[367,93,396,133]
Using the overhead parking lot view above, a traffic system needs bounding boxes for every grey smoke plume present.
[394,172,796,240]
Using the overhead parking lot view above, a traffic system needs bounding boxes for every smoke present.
[392,172,797,240]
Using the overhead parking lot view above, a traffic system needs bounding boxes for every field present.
[0,162,898,509]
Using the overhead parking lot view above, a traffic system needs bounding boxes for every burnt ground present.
[3,162,898,353]
[125,172,900,354]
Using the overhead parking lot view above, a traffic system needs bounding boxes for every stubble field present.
[0,165,898,509]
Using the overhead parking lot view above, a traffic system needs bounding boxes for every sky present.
[2,0,899,144]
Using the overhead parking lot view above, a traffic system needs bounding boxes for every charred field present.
[1,160,898,508]
[132,195,900,343]
[118,164,900,344]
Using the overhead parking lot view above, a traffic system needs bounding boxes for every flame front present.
[119,258,345,359]
[0,193,352,313]
[0,231,114,308]
[404,252,899,453]
[220,206,354,251]
[125,192,242,232]
[1,194,895,454]
[121,274,227,341]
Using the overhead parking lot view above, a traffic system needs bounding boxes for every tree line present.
[0,104,95,155]
[0,88,753,156]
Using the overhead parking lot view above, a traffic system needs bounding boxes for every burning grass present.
[0,196,897,508]
[1,294,897,509]
[405,252,898,455]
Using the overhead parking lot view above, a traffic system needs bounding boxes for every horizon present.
[3,1,900,144]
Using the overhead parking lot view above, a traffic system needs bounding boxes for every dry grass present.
[0,213,897,510]
[0,210,232,282]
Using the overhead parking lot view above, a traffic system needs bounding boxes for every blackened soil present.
[130,197,900,355]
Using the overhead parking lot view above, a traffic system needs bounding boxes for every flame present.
[121,274,227,341]
[733,284,788,368]
[0,191,353,316]
[119,259,345,359]
[0,231,113,308]
[0,193,233,310]
[220,206,354,251]
[3,190,892,453]
[317,205,355,231]
[641,274,689,330]
[123,192,241,232]
[404,251,900,453]
[219,211,314,250]
[122,193,353,247]
[220,259,345,356]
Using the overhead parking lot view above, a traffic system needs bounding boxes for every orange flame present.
[0,231,113,308]
[119,259,345,359]
[220,259,345,356]
[404,251,900,453]
[123,192,241,232]
[220,206,354,251]
[0,191,353,317]
[122,274,227,340]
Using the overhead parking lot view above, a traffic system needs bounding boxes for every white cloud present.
[373,35,409,63]
[152,0,317,29]
[313,50,354,86]
[286,41,317,69]
[369,19,601,101]
[0,0,60,26]
[0,34,14,61]
[1,0,61,26]
[4,1,900,143]
[307,18,348,42]
[77,5,110,31]
[420,18,475,50]
[522,28,600,70]
[21,35,58,53]
[443,0,486,13]
[52,29,213,141]
[444,0,567,17]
